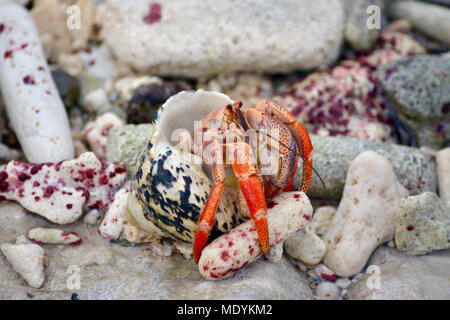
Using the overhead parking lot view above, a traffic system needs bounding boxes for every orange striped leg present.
[282,153,299,192]
[290,121,313,193]
[193,139,226,264]
[193,180,225,264]
[255,100,313,193]
[230,143,269,254]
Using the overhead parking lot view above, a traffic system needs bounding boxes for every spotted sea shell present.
[126,90,243,243]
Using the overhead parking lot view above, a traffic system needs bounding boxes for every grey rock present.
[344,0,385,51]
[51,69,80,111]
[78,72,105,109]
[295,135,437,200]
[348,246,450,299]
[378,55,450,149]
[0,202,312,299]
[388,0,450,46]
[395,192,450,255]
[106,124,154,176]
[103,0,344,78]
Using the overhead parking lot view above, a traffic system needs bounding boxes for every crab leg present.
[254,100,313,193]
[228,142,270,255]
[193,140,226,264]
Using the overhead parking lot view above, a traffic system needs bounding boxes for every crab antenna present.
[254,129,327,189]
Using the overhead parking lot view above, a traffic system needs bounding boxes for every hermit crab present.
[127,90,319,264]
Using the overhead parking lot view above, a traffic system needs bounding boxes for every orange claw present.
[231,143,270,255]
[236,174,270,254]
[193,181,225,264]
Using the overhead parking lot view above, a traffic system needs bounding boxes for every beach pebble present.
[174,241,193,259]
[27,227,82,245]
[1,236,45,288]
[98,186,129,240]
[111,75,163,106]
[77,45,116,81]
[311,206,337,237]
[323,151,409,277]
[106,124,154,175]
[51,69,80,111]
[388,0,450,46]
[83,88,113,115]
[395,192,449,255]
[315,264,337,281]
[284,225,327,266]
[378,55,450,149]
[300,135,437,200]
[316,282,340,300]
[0,152,127,224]
[57,53,84,77]
[30,0,72,62]
[125,80,191,125]
[70,0,96,51]
[0,143,21,163]
[265,242,284,263]
[198,191,313,280]
[0,100,19,151]
[335,277,352,289]
[436,148,450,205]
[83,112,125,159]
[344,0,386,51]
[121,224,159,244]
[83,209,100,225]
[0,1,74,163]
[103,0,344,78]
[98,183,160,243]
[385,19,413,33]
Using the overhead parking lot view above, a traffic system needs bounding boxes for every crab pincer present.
[193,140,270,263]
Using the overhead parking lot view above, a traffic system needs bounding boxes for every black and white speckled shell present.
[127,90,243,243]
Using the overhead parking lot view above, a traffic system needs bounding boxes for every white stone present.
[388,0,450,46]
[199,192,313,280]
[0,1,74,163]
[311,206,337,237]
[57,53,84,77]
[316,282,339,300]
[323,151,408,277]
[121,224,159,244]
[77,45,116,80]
[284,225,327,266]
[103,0,344,78]
[265,242,284,263]
[83,209,100,225]
[27,228,82,245]
[436,148,450,205]
[83,112,124,159]
[83,88,112,114]
[1,236,45,288]
[98,186,129,240]
[0,152,127,224]
[335,277,351,289]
